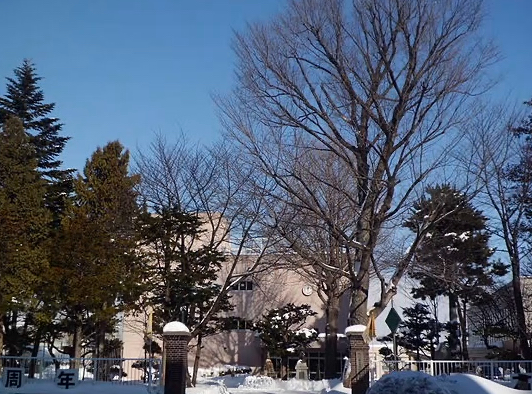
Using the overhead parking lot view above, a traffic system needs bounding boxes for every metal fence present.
[0,356,161,386]
[370,359,532,384]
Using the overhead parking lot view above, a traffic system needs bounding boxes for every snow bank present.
[236,375,329,392]
[5,372,524,394]
[366,371,530,394]
[0,380,150,394]
[367,371,454,394]
[448,373,529,394]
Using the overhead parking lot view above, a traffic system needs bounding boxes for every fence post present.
[162,321,190,394]
[344,325,370,394]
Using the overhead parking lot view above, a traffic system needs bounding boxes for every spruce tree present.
[138,207,232,330]
[0,117,52,354]
[54,141,142,364]
[0,60,73,217]
[404,185,506,359]
[396,303,441,361]
[137,206,233,385]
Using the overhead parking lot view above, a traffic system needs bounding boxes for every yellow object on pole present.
[363,310,377,343]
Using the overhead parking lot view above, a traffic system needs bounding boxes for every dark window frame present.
[230,280,253,291]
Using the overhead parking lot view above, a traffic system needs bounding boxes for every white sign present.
[56,369,79,389]
[3,368,24,389]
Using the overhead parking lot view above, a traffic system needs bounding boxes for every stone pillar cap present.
[162,321,191,336]
[345,324,366,335]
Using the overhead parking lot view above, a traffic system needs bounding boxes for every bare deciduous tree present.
[260,148,353,378]
[464,103,532,358]
[219,0,497,327]
[134,134,282,384]
[468,285,519,352]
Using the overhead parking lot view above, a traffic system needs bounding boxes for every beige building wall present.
[119,213,351,367]
[120,212,231,360]
[122,311,151,359]
[192,262,347,368]
[120,255,350,368]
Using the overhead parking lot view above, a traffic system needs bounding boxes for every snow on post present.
[162,321,190,336]
[345,325,367,335]
[162,321,190,394]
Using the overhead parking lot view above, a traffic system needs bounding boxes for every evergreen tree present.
[404,185,506,359]
[138,207,232,330]
[0,60,74,364]
[54,141,142,365]
[0,60,73,217]
[397,303,441,361]
[138,206,233,385]
[0,117,52,354]
[253,303,318,380]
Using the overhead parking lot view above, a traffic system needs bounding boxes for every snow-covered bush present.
[238,375,277,389]
[367,371,454,394]
[253,303,318,358]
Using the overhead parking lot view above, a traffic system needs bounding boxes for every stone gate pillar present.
[162,321,191,394]
[345,325,370,394]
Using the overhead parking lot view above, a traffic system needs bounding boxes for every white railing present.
[0,356,161,386]
[370,359,532,384]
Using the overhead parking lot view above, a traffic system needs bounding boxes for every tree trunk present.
[510,255,531,359]
[3,312,16,355]
[186,369,193,388]
[349,273,369,326]
[71,324,82,369]
[95,321,109,381]
[281,355,289,380]
[458,301,469,361]
[191,334,203,386]
[448,293,460,358]
[28,330,42,378]
[47,341,61,372]
[0,318,4,357]
[324,295,340,379]
[18,311,31,356]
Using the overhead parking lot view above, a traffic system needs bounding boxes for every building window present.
[230,280,253,291]
[223,317,253,331]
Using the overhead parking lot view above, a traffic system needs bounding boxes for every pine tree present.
[138,207,232,330]
[0,117,52,354]
[396,303,441,361]
[138,206,233,385]
[253,303,318,380]
[404,185,506,360]
[0,60,73,217]
[54,141,142,365]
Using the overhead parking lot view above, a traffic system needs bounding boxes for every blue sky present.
[0,0,531,173]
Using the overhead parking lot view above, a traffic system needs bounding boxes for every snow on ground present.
[0,371,528,394]
[0,380,153,394]
[365,371,531,394]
